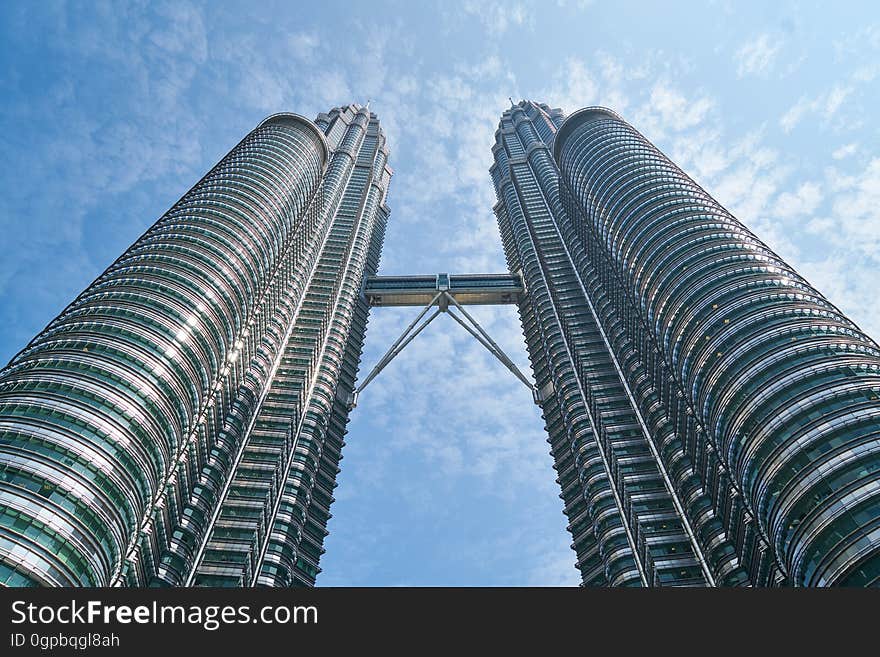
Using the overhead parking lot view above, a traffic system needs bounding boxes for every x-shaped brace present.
[347,291,542,410]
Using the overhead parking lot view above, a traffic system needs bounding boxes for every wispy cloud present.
[774,181,823,218]
[780,82,859,133]
[460,1,534,36]
[288,31,319,61]
[735,33,783,77]
[646,81,714,131]
[832,142,858,160]
[794,159,880,337]
[780,96,811,133]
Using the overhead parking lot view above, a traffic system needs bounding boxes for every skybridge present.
[351,272,541,409]
[363,272,523,307]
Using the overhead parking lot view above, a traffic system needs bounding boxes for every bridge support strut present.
[348,280,541,410]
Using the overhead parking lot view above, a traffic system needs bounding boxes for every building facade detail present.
[0,106,391,587]
[490,101,880,587]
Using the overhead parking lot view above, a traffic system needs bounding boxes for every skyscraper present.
[0,104,391,587]
[491,101,880,587]
[1,99,878,588]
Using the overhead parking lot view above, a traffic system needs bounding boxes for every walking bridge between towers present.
[350,272,543,409]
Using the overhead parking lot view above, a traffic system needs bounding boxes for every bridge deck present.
[364,273,522,307]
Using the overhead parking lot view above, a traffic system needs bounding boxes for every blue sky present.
[1,0,878,585]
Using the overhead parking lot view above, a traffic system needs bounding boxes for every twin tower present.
[1,102,879,587]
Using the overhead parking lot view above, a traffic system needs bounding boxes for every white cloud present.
[852,63,880,82]
[833,22,880,57]
[735,33,783,77]
[799,255,880,340]
[825,166,858,192]
[668,127,727,181]
[796,158,880,340]
[541,58,598,114]
[556,0,595,8]
[823,84,853,118]
[648,82,714,130]
[628,81,715,145]
[310,70,355,108]
[827,158,880,256]
[289,31,319,60]
[832,143,858,159]
[460,1,534,36]
[780,88,852,133]
[780,80,861,133]
[780,96,810,133]
[774,181,823,218]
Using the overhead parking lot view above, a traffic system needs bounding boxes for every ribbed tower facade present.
[0,104,391,587]
[492,102,880,587]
